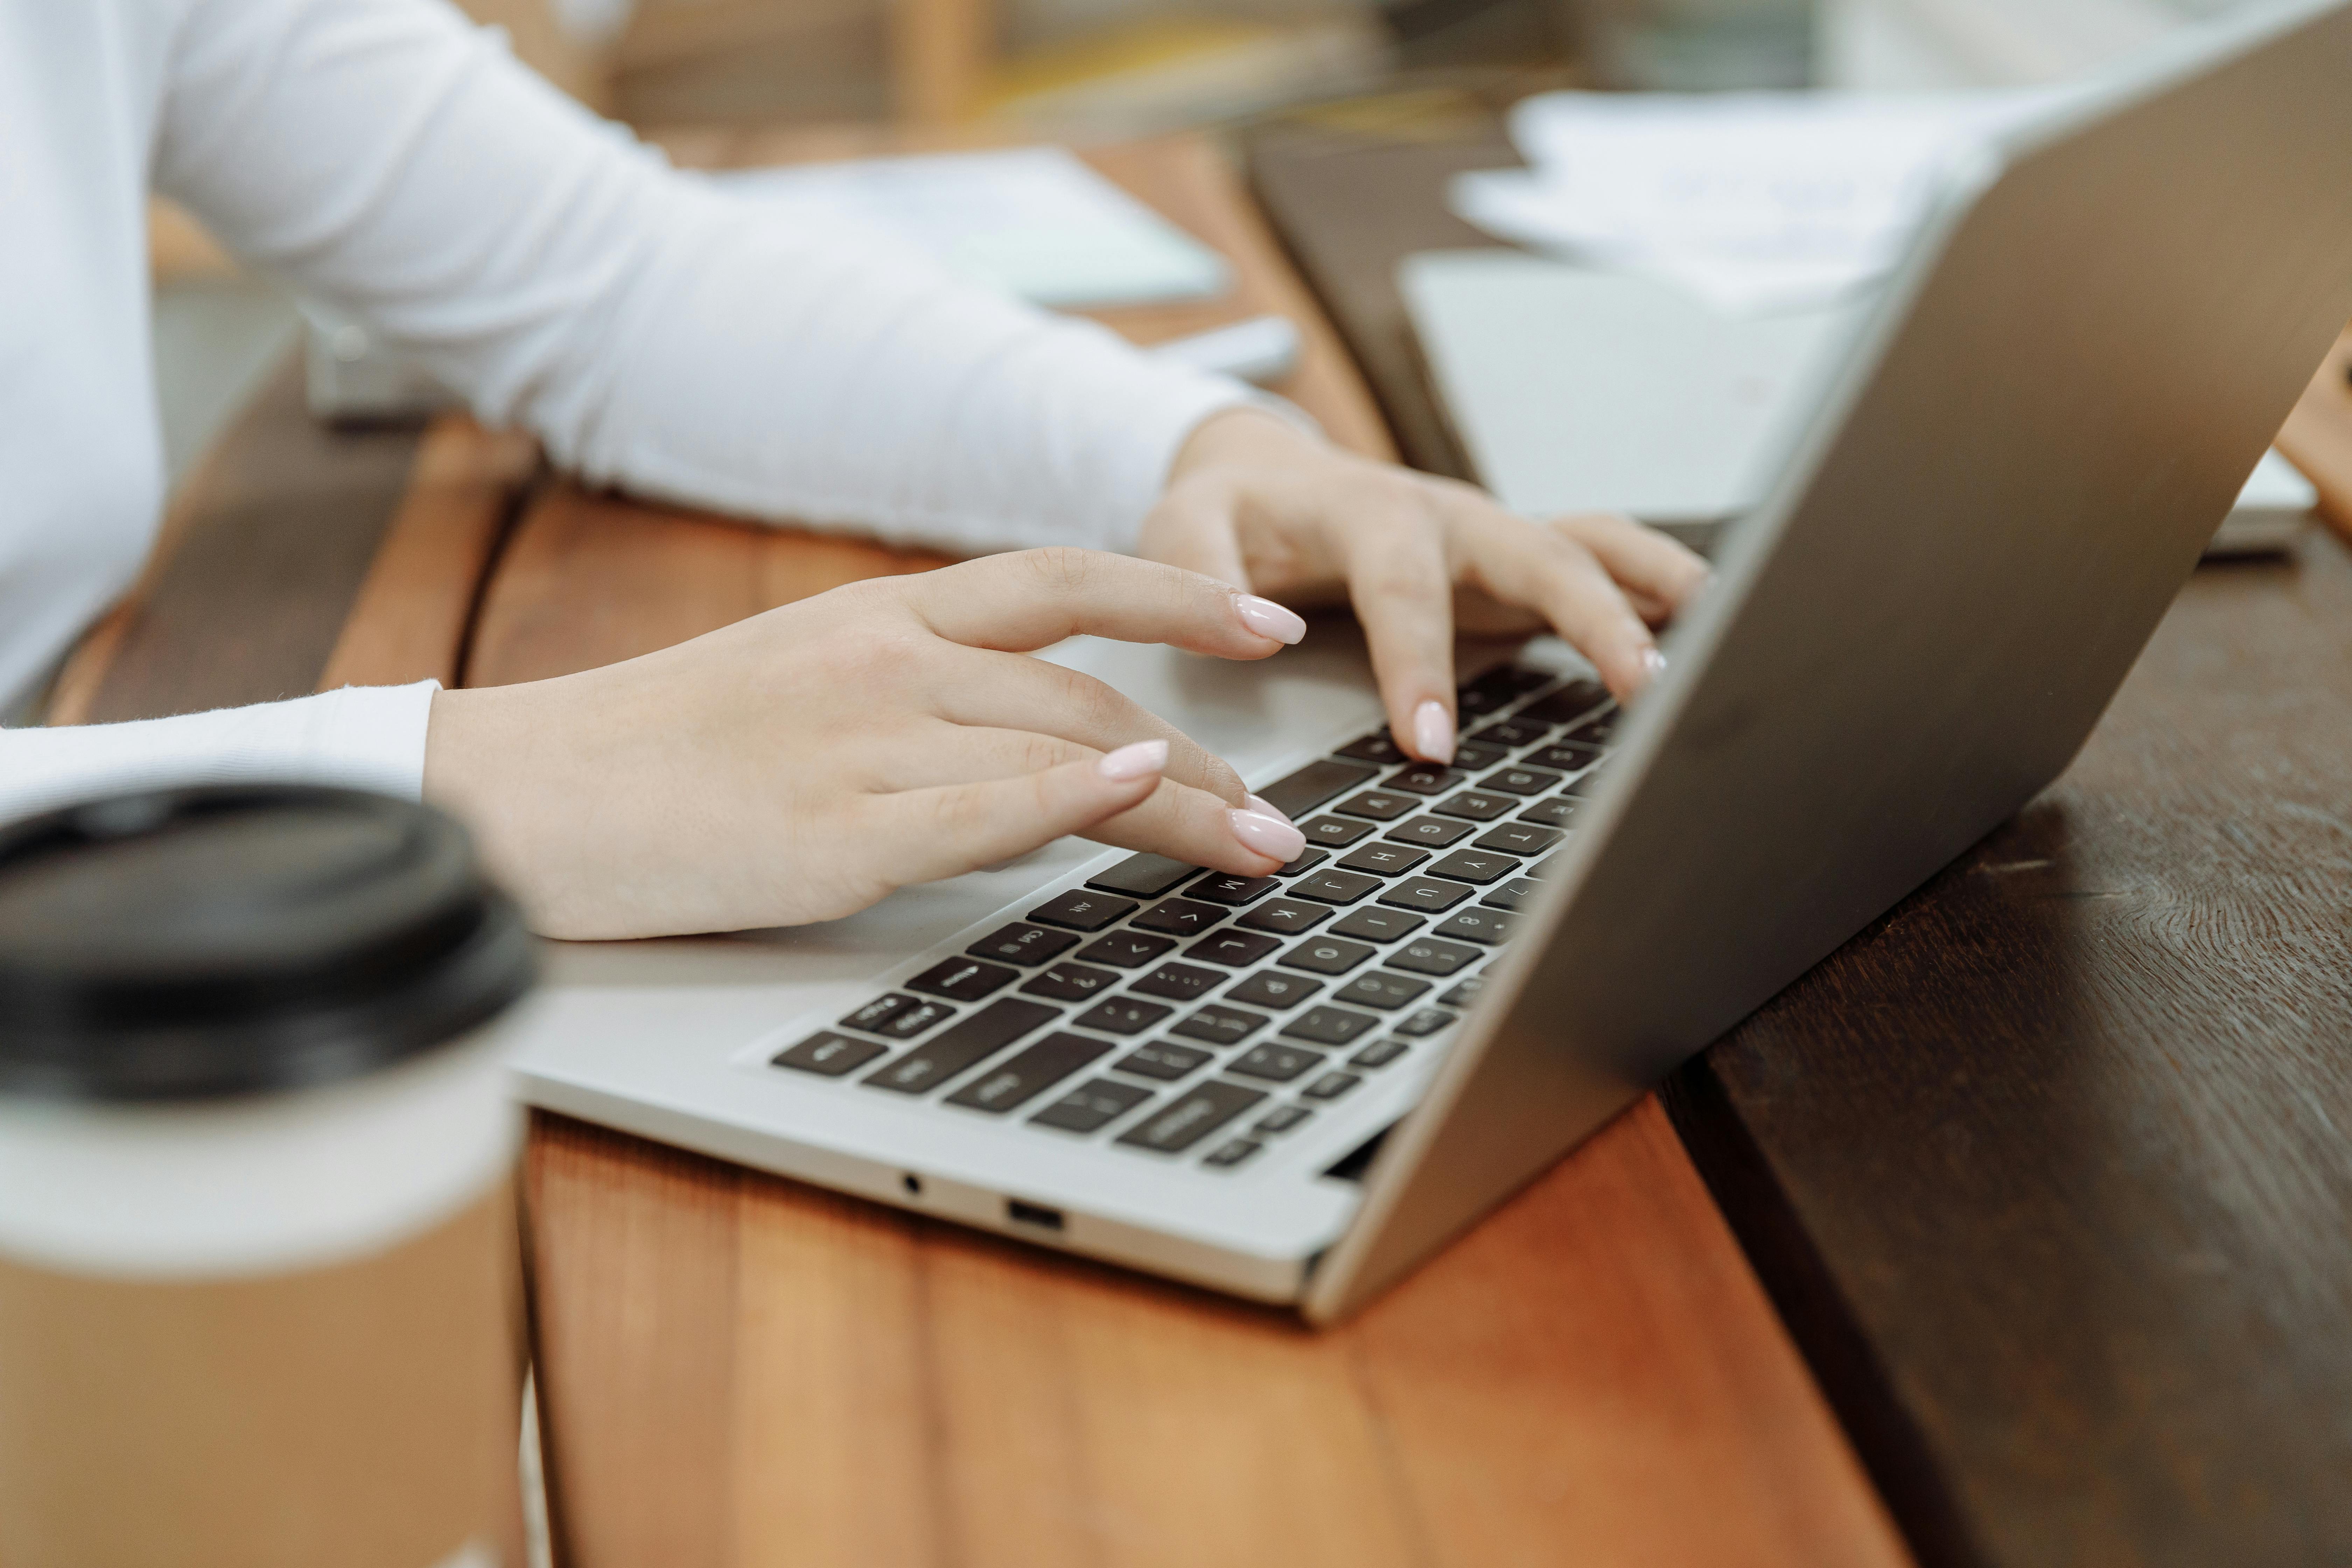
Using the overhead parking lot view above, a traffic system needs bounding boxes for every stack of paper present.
[1451,89,2070,314]
[716,146,1231,310]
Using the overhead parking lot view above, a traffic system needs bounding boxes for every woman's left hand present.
[1140,407,1711,763]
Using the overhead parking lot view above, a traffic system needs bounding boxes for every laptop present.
[506,0,2352,1325]
[1399,201,2320,560]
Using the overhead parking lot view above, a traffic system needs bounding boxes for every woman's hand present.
[422,549,1311,939]
[1141,408,1711,763]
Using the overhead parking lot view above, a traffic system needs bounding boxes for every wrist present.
[1168,405,1321,485]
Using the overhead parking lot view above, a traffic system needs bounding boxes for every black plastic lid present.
[0,786,534,1102]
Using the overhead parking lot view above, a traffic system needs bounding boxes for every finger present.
[873,742,1300,887]
[896,547,1304,659]
[867,741,1170,888]
[1550,512,1710,624]
[930,657,1250,806]
[1452,504,1662,700]
[881,723,1293,872]
[1139,486,1252,588]
[1340,512,1461,764]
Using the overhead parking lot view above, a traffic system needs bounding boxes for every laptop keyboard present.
[769,662,1617,1172]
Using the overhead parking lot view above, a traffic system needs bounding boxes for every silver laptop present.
[507,0,2352,1325]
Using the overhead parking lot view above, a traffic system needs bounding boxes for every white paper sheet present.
[715,146,1232,310]
[1452,89,2070,314]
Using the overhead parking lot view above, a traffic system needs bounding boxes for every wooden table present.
[50,122,2352,1568]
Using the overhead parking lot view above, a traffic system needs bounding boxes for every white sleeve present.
[0,685,439,826]
[149,0,1260,558]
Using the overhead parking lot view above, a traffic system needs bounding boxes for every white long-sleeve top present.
[0,0,1255,823]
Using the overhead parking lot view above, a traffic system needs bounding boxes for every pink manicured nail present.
[1641,648,1668,681]
[1412,700,1456,764]
[1234,594,1307,645]
[1229,807,1306,862]
[1244,793,1293,825]
[1098,739,1169,781]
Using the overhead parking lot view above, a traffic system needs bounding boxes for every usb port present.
[1005,1199,1065,1232]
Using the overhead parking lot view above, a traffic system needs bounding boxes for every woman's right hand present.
[421,548,1311,940]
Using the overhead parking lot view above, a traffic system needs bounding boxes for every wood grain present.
[1671,525,2352,1567]
[528,1100,1908,1568]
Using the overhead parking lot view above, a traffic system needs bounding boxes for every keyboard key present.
[1435,908,1519,945]
[1526,855,1559,879]
[1131,897,1226,937]
[773,1031,888,1077]
[1517,679,1608,726]
[1278,936,1378,976]
[1230,1042,1326,1083]
[1301,1071,1364,1102]
[1386,763,1469,796]
[1183,930,1282,967]
[1475,822,1564,856]
[945,1032,1112,1113]
[1468,718,1549,748]
[1570,709,1621,741]
[1292,868,1384,905]
[909,957,1018,1002]
[1330,906,1424,943]
[1238,898,1330,935]
[1076,932,1176,969]
[1031,1078,1153,1134]
[1451,740,1510,772]
[1481,765,1563,797]
[1336,789,1416,821]
[1115,1041,1214,1081]
[1432,790,1514,823]
[1389,937,1482,977]
[1481,878,1543,912]
[1129,962,1225,1002]
[1299,814,1375,848]
[1115,1080,1266,1154]
[1336,730,1405,764]
[1336,841,1428,877]
[1171,1004,1269,1046]
[1528,741,1604,774]
[1074,997,1174,1036]
[1020,962,1120,1002]
[1274,848,1330,877]
[862,1000,1059,1095]
[1226,970,1322,1010]
[1027,890,1138,932]
[1335,971,1432,1011]
[1254,1105,1314,1134]
[882,999,956,1038]
[1518,797,1584,830]
[1461,663,1552,705]
[1426,850,1520,886]
[1564,769,1610,796]
[1191,873,1281,906]
[1440,978,1486,1008]
[1256,758,1382,819]
[1352,1037,1411,1069]
[967,922,1079,966]
[839,993,917,1034]
[1385,816,1473,848]
[1279,1006,1379,1047]
[1377,877,1474,914]
[1202,1139,1264,1170]
[1395,1008,1455,1036]
[1085,853,1198,898]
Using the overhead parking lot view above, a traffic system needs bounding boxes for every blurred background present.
[146,0,2268,494]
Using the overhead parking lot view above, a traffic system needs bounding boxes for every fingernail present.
[1412,700,1456,764]
[1099,739,1169,781]
[1244,793,1293,825]
[1234,594,1307,645]
[1229,807,1307,862]
[1641,648,1668,682]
